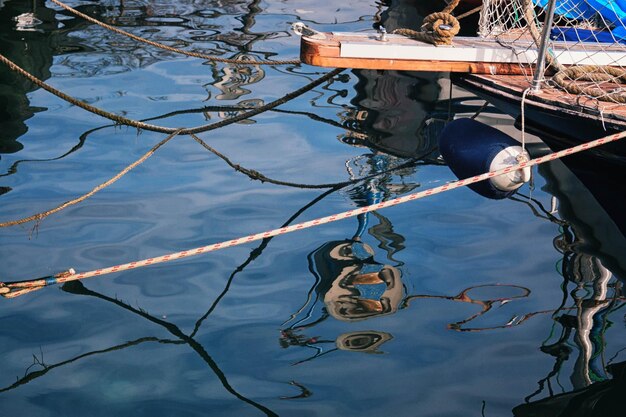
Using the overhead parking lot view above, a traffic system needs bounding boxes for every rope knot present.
[393,7,460,46]
[421,12,460,45]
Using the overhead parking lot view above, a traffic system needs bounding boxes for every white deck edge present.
[339,36,626,66]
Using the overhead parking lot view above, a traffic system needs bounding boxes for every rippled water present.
[1,1,625,416]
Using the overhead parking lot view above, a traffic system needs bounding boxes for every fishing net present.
[477,0,626,104]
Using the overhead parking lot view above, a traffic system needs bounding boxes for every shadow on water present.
[0,0,59,157]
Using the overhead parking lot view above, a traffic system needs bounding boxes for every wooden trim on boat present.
[300,33,531,74]
[300,32,626,74]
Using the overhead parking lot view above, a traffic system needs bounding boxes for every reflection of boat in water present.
[513,253,625,417]
[298,0,626,162]
[441,118,626,416]
[539,157,626,275]
[514,360,626,417]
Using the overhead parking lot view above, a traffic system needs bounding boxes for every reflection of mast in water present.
[570,256,614,389]
[511,187,625,416]
[515,250,625,416]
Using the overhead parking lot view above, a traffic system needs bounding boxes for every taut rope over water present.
[2,129,624,298]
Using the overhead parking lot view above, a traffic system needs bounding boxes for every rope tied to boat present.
[393,0,461,46]
[2,127,625,299]
[552,65,626,103]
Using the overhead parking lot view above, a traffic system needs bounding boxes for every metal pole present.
[532,0,558,91]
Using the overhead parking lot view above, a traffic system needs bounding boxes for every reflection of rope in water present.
[0,337,182,394]
[0,133,426,230]
[62,281,280,417]
[0,186,341,409]
[280,283,534,365]
[403,283,532,332]
[0,65,346,228]
[0,105,368,181]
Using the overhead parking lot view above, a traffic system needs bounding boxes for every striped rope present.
[1,129,624,298]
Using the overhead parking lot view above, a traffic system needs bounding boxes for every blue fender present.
[438,118,528,200]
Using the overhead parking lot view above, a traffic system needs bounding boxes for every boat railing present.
[478,0,626,104]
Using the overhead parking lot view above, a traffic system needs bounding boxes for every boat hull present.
[453,73,626,165]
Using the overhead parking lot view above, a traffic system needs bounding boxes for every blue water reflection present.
[1,1,625,416]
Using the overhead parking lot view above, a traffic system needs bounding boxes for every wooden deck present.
[456,73,626,129]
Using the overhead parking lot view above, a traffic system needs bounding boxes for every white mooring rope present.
[2,129,624,298]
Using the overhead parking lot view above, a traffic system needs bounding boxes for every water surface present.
[1,1,625,416]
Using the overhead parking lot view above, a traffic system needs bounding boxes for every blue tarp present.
[535,0,626,39]
[550,26,626,43]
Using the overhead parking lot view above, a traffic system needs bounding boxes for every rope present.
[188,133,427,189]
[0,62,345,228]
[2,128,624,298]
[552,65,626,103]
[520,0,626,102]
[0,51,346,227]
[393,0,461,46]
[456,5,482,21]
[49,0,300,66]
[0,52,340,134]
[0,130,182,228]
[0,132,422,229]
[521,0,564,73]
[517,88,532,170]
